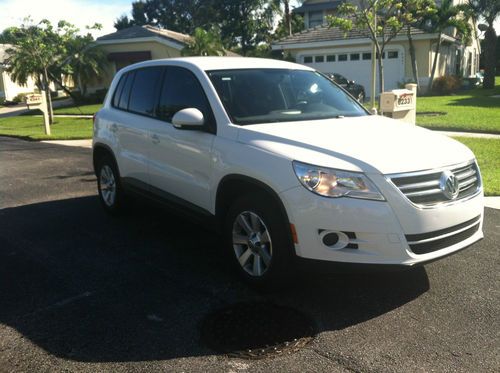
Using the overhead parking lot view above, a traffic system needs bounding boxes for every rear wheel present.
[96,155,125,215]
[225,194,295,287]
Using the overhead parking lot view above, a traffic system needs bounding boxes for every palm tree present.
[464,0,500,89]
[65,36,108,97]
[181,27,226,56]
[426,0,471,92]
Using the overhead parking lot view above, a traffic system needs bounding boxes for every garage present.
[299,46,405,98]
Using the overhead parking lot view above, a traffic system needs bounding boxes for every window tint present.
[128,67,163,116]
[326,55,335,62]
[112,74,127,108]
[315,55,324,63]
[304,56,313,63]
[158,66,211,123]
[119,71,135,110]
[388,51,398,59]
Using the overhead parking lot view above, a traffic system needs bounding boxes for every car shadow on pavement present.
[0,196,429,362]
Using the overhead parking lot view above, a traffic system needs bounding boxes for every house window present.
[376,52,385,59]
[388,51,398,59]
[315,55,325,63]
[362,53,371,60]
[338,54,348,62]
[350,53,360,61]
[303,56,313,63]
[309,11,323,28]
[326,55,336,62]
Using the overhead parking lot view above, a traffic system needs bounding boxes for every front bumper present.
[280,182,484,266]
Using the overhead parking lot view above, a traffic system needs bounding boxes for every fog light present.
[322,232,339,246]
[319,230,350,249]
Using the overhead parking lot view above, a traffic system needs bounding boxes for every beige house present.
[272,0,481,97]
[89,25,192,93]
[0,44,38,102]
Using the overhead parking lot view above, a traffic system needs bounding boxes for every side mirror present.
[172,108,204,129]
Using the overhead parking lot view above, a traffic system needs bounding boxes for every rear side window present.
[118,71,135,110]
[128,67,164,116]
[112,74,127,108]
[157,66,212,123]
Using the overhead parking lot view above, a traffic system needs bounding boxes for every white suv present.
[93,57,484,285]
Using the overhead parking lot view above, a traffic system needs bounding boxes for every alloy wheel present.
[232,211,273,277]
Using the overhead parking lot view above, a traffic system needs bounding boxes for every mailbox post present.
[380,83,417,125]
[25,92,50,135]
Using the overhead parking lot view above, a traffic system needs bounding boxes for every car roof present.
[120,56,314,73]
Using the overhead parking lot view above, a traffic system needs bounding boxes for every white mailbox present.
[380,83,417,125]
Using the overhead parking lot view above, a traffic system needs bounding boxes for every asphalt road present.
[0,136,498,372]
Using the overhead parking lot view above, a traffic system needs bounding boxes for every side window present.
[119,71,135,110]
[158,67,212,125]
[112,74,127,108]
[128,67,163,116]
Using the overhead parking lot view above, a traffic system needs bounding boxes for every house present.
[272,0,481,97]
[88,25,193,93]
[0,44,38,102]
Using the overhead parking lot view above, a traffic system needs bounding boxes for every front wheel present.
[225,195,295,287]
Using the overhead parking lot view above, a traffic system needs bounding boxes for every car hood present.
[236,115,475,174]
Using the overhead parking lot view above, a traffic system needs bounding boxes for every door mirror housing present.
[172,108,205,129]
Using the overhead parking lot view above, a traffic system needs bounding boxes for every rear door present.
[112,66,164,185]
[146,66,216,212]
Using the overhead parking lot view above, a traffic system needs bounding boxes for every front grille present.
[389,161,481,207]
[405,215,481,255]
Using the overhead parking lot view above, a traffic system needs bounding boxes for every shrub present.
[0,97,5,105]
[432,75,461,95]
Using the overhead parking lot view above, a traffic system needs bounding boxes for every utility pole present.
[370,1,378,114]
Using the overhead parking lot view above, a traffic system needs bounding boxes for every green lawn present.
[416,77,500,134]
[0,115,92,140]
[23,103,103,116]
[454,137,500,196]
[53,103,102,115]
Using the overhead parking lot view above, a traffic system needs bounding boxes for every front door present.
[147,66,215,212]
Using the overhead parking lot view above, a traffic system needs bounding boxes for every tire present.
[96,155,125,215]
[224,194,295,287]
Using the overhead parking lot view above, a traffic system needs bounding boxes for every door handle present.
[110,123,118,133]
[151,134,160,144]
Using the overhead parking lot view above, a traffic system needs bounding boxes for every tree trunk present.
[407,25,419,91]
[378,50,384,95]
[43,68,54,125]
[284,0,292,36]
[483,25,496,89]
[428,34,442,93]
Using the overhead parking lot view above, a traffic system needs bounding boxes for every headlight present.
[293,161,385,201]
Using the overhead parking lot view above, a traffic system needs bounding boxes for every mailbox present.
[25,94,43,109]
[380,84,417,124]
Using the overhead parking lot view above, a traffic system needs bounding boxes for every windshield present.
[207,69,367,125]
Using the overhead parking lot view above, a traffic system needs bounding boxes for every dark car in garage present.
[325,73,366,103]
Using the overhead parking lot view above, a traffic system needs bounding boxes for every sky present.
[0,0,132,38]
[0,0,498,38]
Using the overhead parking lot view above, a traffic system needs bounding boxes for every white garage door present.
[300,47,405,98]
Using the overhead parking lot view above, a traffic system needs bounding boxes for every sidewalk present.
[435,130,500,139]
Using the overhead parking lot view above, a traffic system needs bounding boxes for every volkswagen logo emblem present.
[439,170,459,200]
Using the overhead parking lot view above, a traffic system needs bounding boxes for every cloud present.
[0,0,131,38]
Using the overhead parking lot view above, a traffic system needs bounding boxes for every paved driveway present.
[0,137,498,372]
